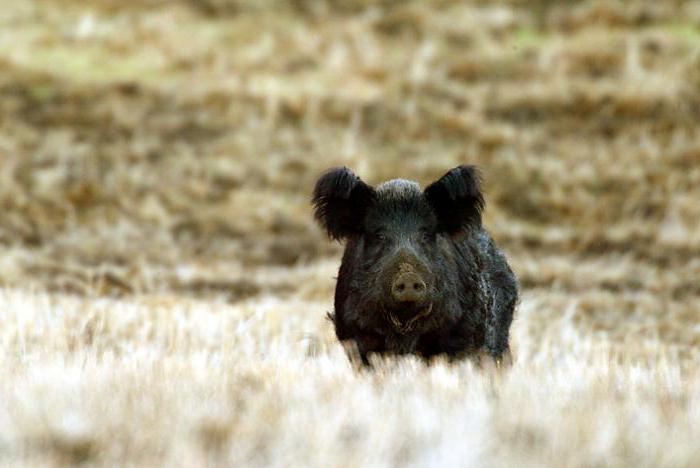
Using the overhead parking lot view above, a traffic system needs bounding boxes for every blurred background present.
[1,0,698,348]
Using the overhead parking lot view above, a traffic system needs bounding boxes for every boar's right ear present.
[312,167,376,240]
[424,165,484,234]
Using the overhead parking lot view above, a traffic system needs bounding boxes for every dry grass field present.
[0,0,699,466]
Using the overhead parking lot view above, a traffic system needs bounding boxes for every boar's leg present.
[356,333,385,366]
[339,334,384,367]
[329,311,385,367]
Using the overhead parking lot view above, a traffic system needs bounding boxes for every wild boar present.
[312,165,518,366]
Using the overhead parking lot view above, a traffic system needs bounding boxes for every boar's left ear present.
[424,165,484,234]
[312,167,376,240]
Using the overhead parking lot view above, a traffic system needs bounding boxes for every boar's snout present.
[391,269,427,303]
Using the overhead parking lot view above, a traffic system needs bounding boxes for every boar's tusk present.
[389,303,433,335]
[388,313,407,334]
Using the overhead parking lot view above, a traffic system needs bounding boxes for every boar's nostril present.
[391,272,427,302]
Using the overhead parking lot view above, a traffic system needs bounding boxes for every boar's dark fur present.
[313,165,518,366]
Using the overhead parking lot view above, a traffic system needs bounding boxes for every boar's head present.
[312,166,484,336]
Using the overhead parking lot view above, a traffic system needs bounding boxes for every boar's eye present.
[420,230,435,244]
[372,230,388,242]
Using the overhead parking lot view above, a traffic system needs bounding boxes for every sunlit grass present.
[0,289,697,465]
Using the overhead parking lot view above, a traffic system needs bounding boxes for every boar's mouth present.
[386,303,433,335]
